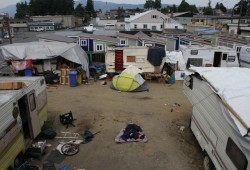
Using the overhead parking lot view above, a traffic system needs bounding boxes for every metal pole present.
[237,0,243,35]
[3,16,12,44]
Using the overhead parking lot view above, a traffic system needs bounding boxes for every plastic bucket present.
[69,71,77,87]
[25,68,32,76]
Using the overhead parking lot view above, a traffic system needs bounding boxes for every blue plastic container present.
[25,68,32,76]
[69,71,77,87]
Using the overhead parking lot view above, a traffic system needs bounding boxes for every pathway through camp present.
[39,80,203,170]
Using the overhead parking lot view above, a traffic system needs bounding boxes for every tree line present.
[15,0,96,22]
[15,0,250,20]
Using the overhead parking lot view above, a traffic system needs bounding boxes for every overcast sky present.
[0,0,240,9]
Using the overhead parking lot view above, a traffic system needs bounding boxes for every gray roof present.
[54,31,82,37]
[93,29,119,36]
[37,33,76,43]
[117,32,167,45]
[77,33,119,44]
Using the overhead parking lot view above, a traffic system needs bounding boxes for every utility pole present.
[3,15,12,44]
[237,0,243,35]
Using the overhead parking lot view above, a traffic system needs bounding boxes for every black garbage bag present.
[43,70,60,84]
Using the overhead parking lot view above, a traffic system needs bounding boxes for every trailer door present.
[213,52,222,67]
[27,90,41,138]
[115,50,124,71]
[221,53,227,67]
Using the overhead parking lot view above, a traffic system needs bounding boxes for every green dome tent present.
[111,73,148,92]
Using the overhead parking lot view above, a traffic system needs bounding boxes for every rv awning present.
[0,42,89,76]
[189,67,250,136]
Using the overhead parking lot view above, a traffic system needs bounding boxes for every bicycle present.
[61,142,80,156]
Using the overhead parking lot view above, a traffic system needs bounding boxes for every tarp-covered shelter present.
[0,41,89,76]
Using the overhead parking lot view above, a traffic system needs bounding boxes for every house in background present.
[30,15,82,29]
[116,31,176,51]
[27,21,62,31]
[124,10,184,32]
[169,12,197,29]
[76,33,119,62]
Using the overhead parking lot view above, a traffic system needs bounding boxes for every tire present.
[61,143,79,156]
[203,154,214,170]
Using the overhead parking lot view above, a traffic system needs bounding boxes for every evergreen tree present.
[154,0,161,9]
[15,2,29,19]
[117,7,125,19]
[215,2,220,9]
[172,4,177,12]
[219,3,227,13]
[178,0,190,12]
[86,0,96,17]
[203,0,213,15]
[233,0,249,16]
[189,5,198,13]
[144,0,154,9]
[73,3,85,17]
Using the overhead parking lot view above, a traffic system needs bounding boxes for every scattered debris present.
[115,124,147,143]
[179,126,185,132]
[59,111,76,128]
[100,81,107,85]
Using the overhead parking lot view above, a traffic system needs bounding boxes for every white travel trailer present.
[239,46,250,68]
[179,45,239,67]
[0,77,48,169]
[105,46,165,73]
[183,67,250,170]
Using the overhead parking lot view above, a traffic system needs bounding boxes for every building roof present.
[126,10,153,22]
[77,33,119,44]
[117,32,167,45]
[37,33,76,43]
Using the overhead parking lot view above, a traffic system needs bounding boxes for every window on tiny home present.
[96,44,104,51]
[120,39,127,45]
[80,40,87,46]
[143,24,147,29]
[134,24,137,29]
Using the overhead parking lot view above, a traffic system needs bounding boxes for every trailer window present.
[127,56,135,62]
[29,93,36,111]
[226,137,247,170]
[187,58,203,67]
[227,56,235,62]
[222,53,227,60]
[190,50,198,55]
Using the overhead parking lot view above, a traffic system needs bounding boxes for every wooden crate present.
[60,76,69,85]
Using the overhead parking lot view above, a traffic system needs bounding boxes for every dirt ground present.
[33,79,204,170]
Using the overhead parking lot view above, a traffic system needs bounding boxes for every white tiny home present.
[183,67,250,170]
[105,46,165,73]
[179,45,239,67]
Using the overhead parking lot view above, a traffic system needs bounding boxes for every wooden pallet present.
[60,76,69,85]
[61,68,70,77]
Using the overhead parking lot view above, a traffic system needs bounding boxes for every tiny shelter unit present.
[183,67,250,170]
[105,46,165,73]
[179,45,239,67]
[0,77,48,169]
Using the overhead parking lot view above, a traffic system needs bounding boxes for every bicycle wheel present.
[61,143,79,156]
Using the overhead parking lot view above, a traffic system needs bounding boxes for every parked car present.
[35,28,44,32]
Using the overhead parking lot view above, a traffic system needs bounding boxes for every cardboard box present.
[0,82,25,90]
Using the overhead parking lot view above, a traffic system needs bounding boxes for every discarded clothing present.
[147,48,166,66]
[115,124,147,143]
